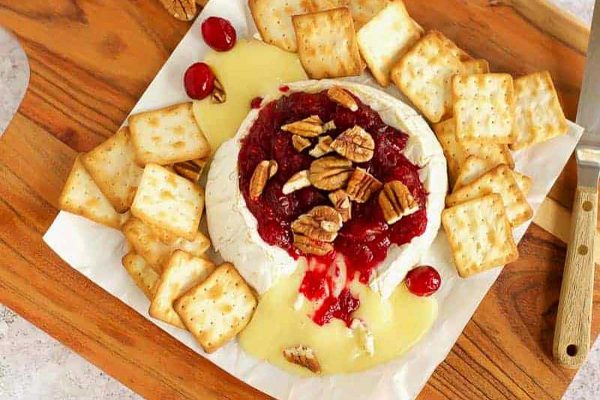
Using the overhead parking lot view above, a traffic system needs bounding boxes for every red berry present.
[405,266,441,297]
[184,62,215,100]
[250,97,263,109]
[201,16,236,51]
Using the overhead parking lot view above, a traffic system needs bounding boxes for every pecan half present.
[281,115,323,137]
[211,78,226,103]
[328,189,352,222]
[308,135,333,158]
[293,234,334,256]
[346,168,383,203]
[309,156,353,191]
[330,126,375,163]
[378,181,419,224]
[159,0,197,21]
[292,135,311,152]
[249,160,278,200]
[327,86,358,111]
[172,158,208,183]
[291,205,343,243]
[282,170,311,194]
[283,345,321,373]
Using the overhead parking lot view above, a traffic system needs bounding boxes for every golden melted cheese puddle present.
[192,39,307,154]
[239,262,438,375]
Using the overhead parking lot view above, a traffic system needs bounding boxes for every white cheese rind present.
[206,80,447,297]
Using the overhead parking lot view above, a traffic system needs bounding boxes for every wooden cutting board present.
[0,1,598,399]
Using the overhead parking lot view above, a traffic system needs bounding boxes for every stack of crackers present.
[59,103,257,353]
[250,0,569,278]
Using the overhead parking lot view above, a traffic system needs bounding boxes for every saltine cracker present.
[122,252,160,300]
[149,251,215,329]
[129,103,211,165]
[292,8,364,79]
[174,263,257,353]
[59,157,125,229]
[442,194,518,277]
[510,71,568,150]
[391,31,465,123]
[454,156,532,194]
[248,0,346,52]
[452,73,516,143]
[81,127,143,213]
[446,164,533,226]
[131,164,204,241]
[357,0,423,86]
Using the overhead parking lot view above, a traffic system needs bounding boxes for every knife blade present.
[575,1,600,187]
[553,0,600,369]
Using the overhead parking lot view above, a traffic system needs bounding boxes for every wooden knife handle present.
[553,185,597,368]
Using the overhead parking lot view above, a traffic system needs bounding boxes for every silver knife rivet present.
[578,245,589,255]
[582,201,593,211]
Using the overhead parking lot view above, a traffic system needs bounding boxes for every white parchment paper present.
[43,0,584,398]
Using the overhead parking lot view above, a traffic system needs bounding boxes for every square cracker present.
[433,119,463,185]
[391,31,465,123]
[453,73,516,143]
[81,127,143,213]
[248,0,346,52]
[453,156,532,195]
[174,263,257,353]
[122,217,210,272]
[149,250,215,329]
[357,0,423,86]
[129,103,211,165]
[349,0,394,29]
[446,164,533,226]
[442,194,519,278]
[292,7,364,79]
[510,71,568,150]
[462,59,489,75]
[122,252,160,300]
[131,164,204,241]
[59,156,125,229]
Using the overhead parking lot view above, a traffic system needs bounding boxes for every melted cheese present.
[192,39,307,153]
[238,262,438,375]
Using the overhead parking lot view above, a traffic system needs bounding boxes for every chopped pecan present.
[291,205,343,243]
[328,189,352,222]
[323,120,336,132]
[309,135,333,158]
[281,115,323,137]
[327,86,358,111]
[282,170,311,194]
[330,126,375,163]
[249,160,278,200]
[293,234,333,256]
[378,181,419,224]
[211,78,226,103]
[159,0,197,21]
[309,156,353,191]
[172,158,208,183]
[292,135,311,152]
[346,168,383,203]
[283,345,321,373]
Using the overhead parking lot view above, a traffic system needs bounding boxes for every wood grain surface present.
[0,1,598,399]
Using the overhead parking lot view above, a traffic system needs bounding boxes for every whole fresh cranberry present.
[201,16,236,51]
[183,62,215,100]
[405,266,441,297]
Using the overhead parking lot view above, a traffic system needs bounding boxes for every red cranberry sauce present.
[238,90,428,324]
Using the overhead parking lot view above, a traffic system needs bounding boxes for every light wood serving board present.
[0,1,598,399]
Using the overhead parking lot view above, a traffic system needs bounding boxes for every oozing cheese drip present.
[239,261,437,375]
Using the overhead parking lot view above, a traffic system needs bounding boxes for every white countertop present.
[0,1,597,399]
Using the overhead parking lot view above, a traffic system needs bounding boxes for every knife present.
[553,0,600,369]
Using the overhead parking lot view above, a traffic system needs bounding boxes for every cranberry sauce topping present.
[238,90,428,324]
